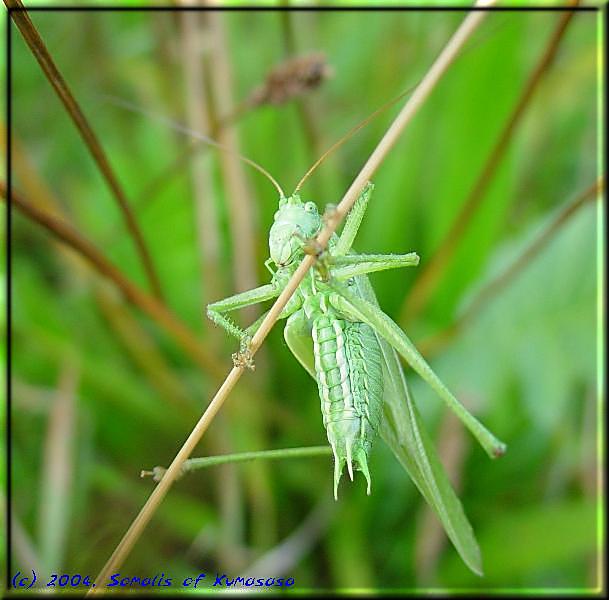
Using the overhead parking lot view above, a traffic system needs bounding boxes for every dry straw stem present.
[87,3,494,593]
[5,0,164,300]
[6,132,197,412]
[418,176,604,358]
[207,12,279,553]
[39,361,78,572]
[180,11,224,305]
[2,183,224,379]
[401,4,579,324]
[207,12,260,317]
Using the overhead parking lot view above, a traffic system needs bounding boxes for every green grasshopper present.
[120,86,506,573]
[208,182,506,498]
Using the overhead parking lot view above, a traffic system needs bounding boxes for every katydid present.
[114,85,507,574]
[207,182,506,499]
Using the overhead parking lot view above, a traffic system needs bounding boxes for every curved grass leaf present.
[357,275,483,576]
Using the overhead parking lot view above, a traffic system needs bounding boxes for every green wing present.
[283,271,483,575]
[355,274,483,576]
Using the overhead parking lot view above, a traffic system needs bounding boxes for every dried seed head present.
[248,52,333,107]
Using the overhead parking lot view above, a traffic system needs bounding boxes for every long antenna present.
[293,82,419,194]
[101,94,286,198]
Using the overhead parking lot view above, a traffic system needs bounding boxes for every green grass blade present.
[357,275,483,576]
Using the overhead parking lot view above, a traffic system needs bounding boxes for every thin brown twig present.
[418,176,603,357]
[39,360,78,572]
[180,12,246,570]
[7,129,199,415]
[2,183,224,379]
[400,6,579,324]
[86,4,494,593]
[5,0,164,300]
[207,11,277,553]
[208,12,260,319]
[179,11,224,305]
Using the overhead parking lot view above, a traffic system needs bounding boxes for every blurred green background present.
[5,6,601,593]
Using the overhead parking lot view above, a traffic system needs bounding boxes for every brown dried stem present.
[5,0,164,300]
[207,12,260,318]
[86,4,494,593]
[7,129,197,413]
[179,11,223,304]
[207,11,277,552]
[2,183,224,379]
[401,7,578,324]
[418,176,603,358]
[131,51,330,213]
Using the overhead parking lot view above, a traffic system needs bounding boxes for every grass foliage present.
[6,7,600,591]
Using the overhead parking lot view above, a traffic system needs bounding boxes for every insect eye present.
[347,277,355,286]
[304,202,316,213]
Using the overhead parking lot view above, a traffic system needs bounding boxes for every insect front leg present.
[326,280,507,459]
[331,252,420,280]
[207,283,280,369]
[229,298,302,369]
[207,283,280,340]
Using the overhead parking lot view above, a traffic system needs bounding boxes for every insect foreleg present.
[207,283,279,342]
[325,281,507,459]
[334,181,374,256]
[331,252,420,280]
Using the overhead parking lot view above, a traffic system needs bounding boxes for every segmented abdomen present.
[312,310,383,496]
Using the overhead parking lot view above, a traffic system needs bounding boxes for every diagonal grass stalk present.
[418,176,603,358]
[2,183,224,378]
[401,5,579,324]
[5,0,164,299]
[86,2,495,593]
